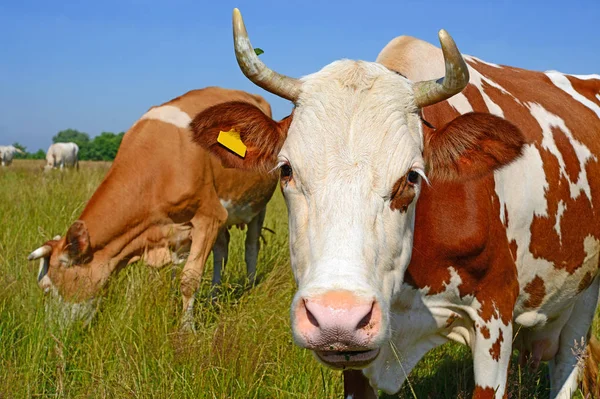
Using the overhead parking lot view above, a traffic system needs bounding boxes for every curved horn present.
[232,8,302,102]
[28,245,52,261]
[413,30,470,108]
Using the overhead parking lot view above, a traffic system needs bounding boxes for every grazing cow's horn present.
[412,30,470,108]
[232,8,302,102]
[28,245,52,261]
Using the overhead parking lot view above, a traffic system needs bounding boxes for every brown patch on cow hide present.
[473,385,496,399]
[524,275,546,308]
[503,205,510,228]
[406,177,519,325]
[551,126,581,182]
[390,173,416,212]
[578,271,594,293]
[567,75,600,108]
[489,330,504,361]
[480,325,491,339]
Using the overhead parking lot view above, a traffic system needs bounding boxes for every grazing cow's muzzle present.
[292,290,384,369]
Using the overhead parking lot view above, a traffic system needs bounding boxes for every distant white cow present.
[45,142,79,171]
[0,145,24,166]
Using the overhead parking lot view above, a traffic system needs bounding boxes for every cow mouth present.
[314,348,380,369]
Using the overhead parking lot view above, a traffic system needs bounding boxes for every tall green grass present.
[0,160,591,398]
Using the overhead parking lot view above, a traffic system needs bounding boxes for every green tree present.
[86,132,125,161]
[29,149,46,160]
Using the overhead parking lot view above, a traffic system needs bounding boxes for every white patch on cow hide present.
[140,105,191,128]
[546,72,600,119]
[220,198,256,225]
[527,102,596,201]
[496,144,548,225]
[447,92,473,114]
[554,200,566,243]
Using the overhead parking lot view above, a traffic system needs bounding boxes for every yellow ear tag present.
[217,129,247,158]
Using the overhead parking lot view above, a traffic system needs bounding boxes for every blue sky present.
[1,0,598,152]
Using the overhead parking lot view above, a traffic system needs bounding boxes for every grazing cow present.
[45,142,80,171]
[28,87,279,329]
[193,9,600,398]
[0,145,23,166]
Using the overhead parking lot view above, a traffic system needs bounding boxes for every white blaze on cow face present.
[280,60,427,359]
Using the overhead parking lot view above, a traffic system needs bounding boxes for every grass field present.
[0,160,593,398]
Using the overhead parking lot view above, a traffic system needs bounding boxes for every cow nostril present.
[355,302,374,330]
[304,299,320,328]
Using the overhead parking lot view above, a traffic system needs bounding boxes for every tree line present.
[13,129,125,161]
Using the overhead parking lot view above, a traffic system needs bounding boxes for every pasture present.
[0,160,594,398]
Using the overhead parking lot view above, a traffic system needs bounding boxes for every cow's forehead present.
[281,60,425,191]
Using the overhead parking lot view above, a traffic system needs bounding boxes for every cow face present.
[28,221,101,326]
[192,9,526,370]
[279,63,427,366]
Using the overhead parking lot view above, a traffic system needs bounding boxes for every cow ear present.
[65,220,91,261]
[423,112,525,181]
[191,101,291,171]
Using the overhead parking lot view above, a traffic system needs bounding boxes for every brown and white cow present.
[28,87,279,329]
[193,9,600,398]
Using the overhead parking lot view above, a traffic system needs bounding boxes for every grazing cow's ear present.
[191,101,292,171]
[423,112,525,181]
[65,220,91,261]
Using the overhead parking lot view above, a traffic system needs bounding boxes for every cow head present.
[197,8,525,371]
[28,221,103,326]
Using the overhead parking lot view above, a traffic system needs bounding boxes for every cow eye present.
[407,170,420,185]
[280,163,293,180]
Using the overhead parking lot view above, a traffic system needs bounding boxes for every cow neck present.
[77,162,158,257]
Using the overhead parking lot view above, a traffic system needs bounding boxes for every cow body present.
[193,10,600,399]
[29,87,278,329]
[0,145,23,166]
[45,142,79,171]
[374,38,600,397]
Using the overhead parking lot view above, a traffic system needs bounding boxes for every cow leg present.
[180,215,222,331]
[211,227,230,289]
[548,274,600,399]
[470,318,513,399]
[244,207,266,285]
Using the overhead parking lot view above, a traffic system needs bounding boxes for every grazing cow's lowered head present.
[195,9,525,369]
[27,223,102,325]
